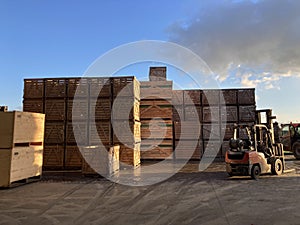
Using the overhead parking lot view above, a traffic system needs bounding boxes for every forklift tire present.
[251,165,260,180]
[271,159,283,175]
[292,142,300,160]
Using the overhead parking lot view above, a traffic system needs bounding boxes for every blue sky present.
[1,0,300,123]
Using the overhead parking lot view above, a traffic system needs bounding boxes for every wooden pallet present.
[68,78,89,98]
[221,89,237,105]
[43,145,64,169]
[90,98,111,121]
[202,90,220,106]
[89,121,111,145]
[65,145,83,169]
[140,139,173,160]
[184,90,201,105]
[89,78,111,98]
[119,143,140,167]
[174,140,202,160]
[23,99,44,114]
[220,106,238,122]
[66,121,88,145]
[239,105,256,122]
[112,98,140,121]
[202,124,221,140]
[172,90,184,105]
[140,100,172,119]
[202,106,220,123]
[173,121,201,140]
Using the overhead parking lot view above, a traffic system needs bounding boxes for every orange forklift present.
[225,109,285,179]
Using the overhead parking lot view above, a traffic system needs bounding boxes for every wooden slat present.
[43,145,64,169]
[89,121,111,145]
[202,90,220,105]
[45,99,66,121]
[68,99,89,121]
[89,78,111,98]
[119,143,140,167]
[239,105,256,122]
[23,79,44,99]
[89,98,111,121]
[174,140,202,160]
[44,122,64,144]
[23,99,44,114]
[66,122,88,145]
[238,89,255,105]
[45,79,67,98]
[65,145,83,169]
[202,106,220,123]
[221,89,237,105]
[68,78,89,98]
[184,90,201,105]
[140,139,173,160]
[113,121,141,144]
[140,81,173,99]
[140,100,172,119]
[141,120,172,139]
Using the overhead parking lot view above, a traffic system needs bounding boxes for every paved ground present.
[1,156,300,225]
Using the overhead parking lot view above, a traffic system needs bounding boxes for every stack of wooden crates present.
[23,77,140,171]
[0,111,45,187]
[140,67,174,159]
[172,88,256,159]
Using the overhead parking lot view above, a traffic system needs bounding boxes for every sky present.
[1,0,300,123]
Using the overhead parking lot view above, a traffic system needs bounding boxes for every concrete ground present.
[1,155,300,225]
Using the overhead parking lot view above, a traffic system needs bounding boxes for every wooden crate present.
[202,124,221,140]
[81,145,120,175]
[140,81,173,100]
[119,143,140,167]
[174,140,202,160]
[23,99,44,114]
[113,77,140,100]
[202,106,220,123]
[89,121,111,145]
[202,90,220,105]
[113,121,141,144]
[141,120,172,139]
[67,78,89,98]
[238,89,255,105]
[0,111,45,148]
[203,141,223,158]
[173,121,201,140]
[89,98,111,121]
[220,106,238,122]
[222,123,235,140]
[66,122,88,145]
[239,105,256,122]
[172,105,183,122]
[184,105,202,121]
[67,99,89,121]
[140,139,173,160]
[184,90,201,105]
[65,145,83,169]
[149,66,167,81]
[89,77,111,98]
[45,99,66,121]
[112,98,139,121]
[45,79,67,98]
[172,90,184,105]
[44,122,65,144]
[23,79,44,99]
[221,89,237,105]
[140,100,172,119]
[0,146,43,187]
[43,145,64,169]
[222,141,230,155]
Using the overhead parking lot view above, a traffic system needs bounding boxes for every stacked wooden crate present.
[111,77,141,167]
[172,88,256,159]
[23,76,140,171]
[140,67,174,159]
[0,111,45,187]
[172,90,202,160]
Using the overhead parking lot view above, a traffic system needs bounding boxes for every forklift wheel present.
[271,159,283,175]
[251,165,260,180]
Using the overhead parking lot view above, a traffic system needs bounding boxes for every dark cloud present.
[168,0,300,80]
